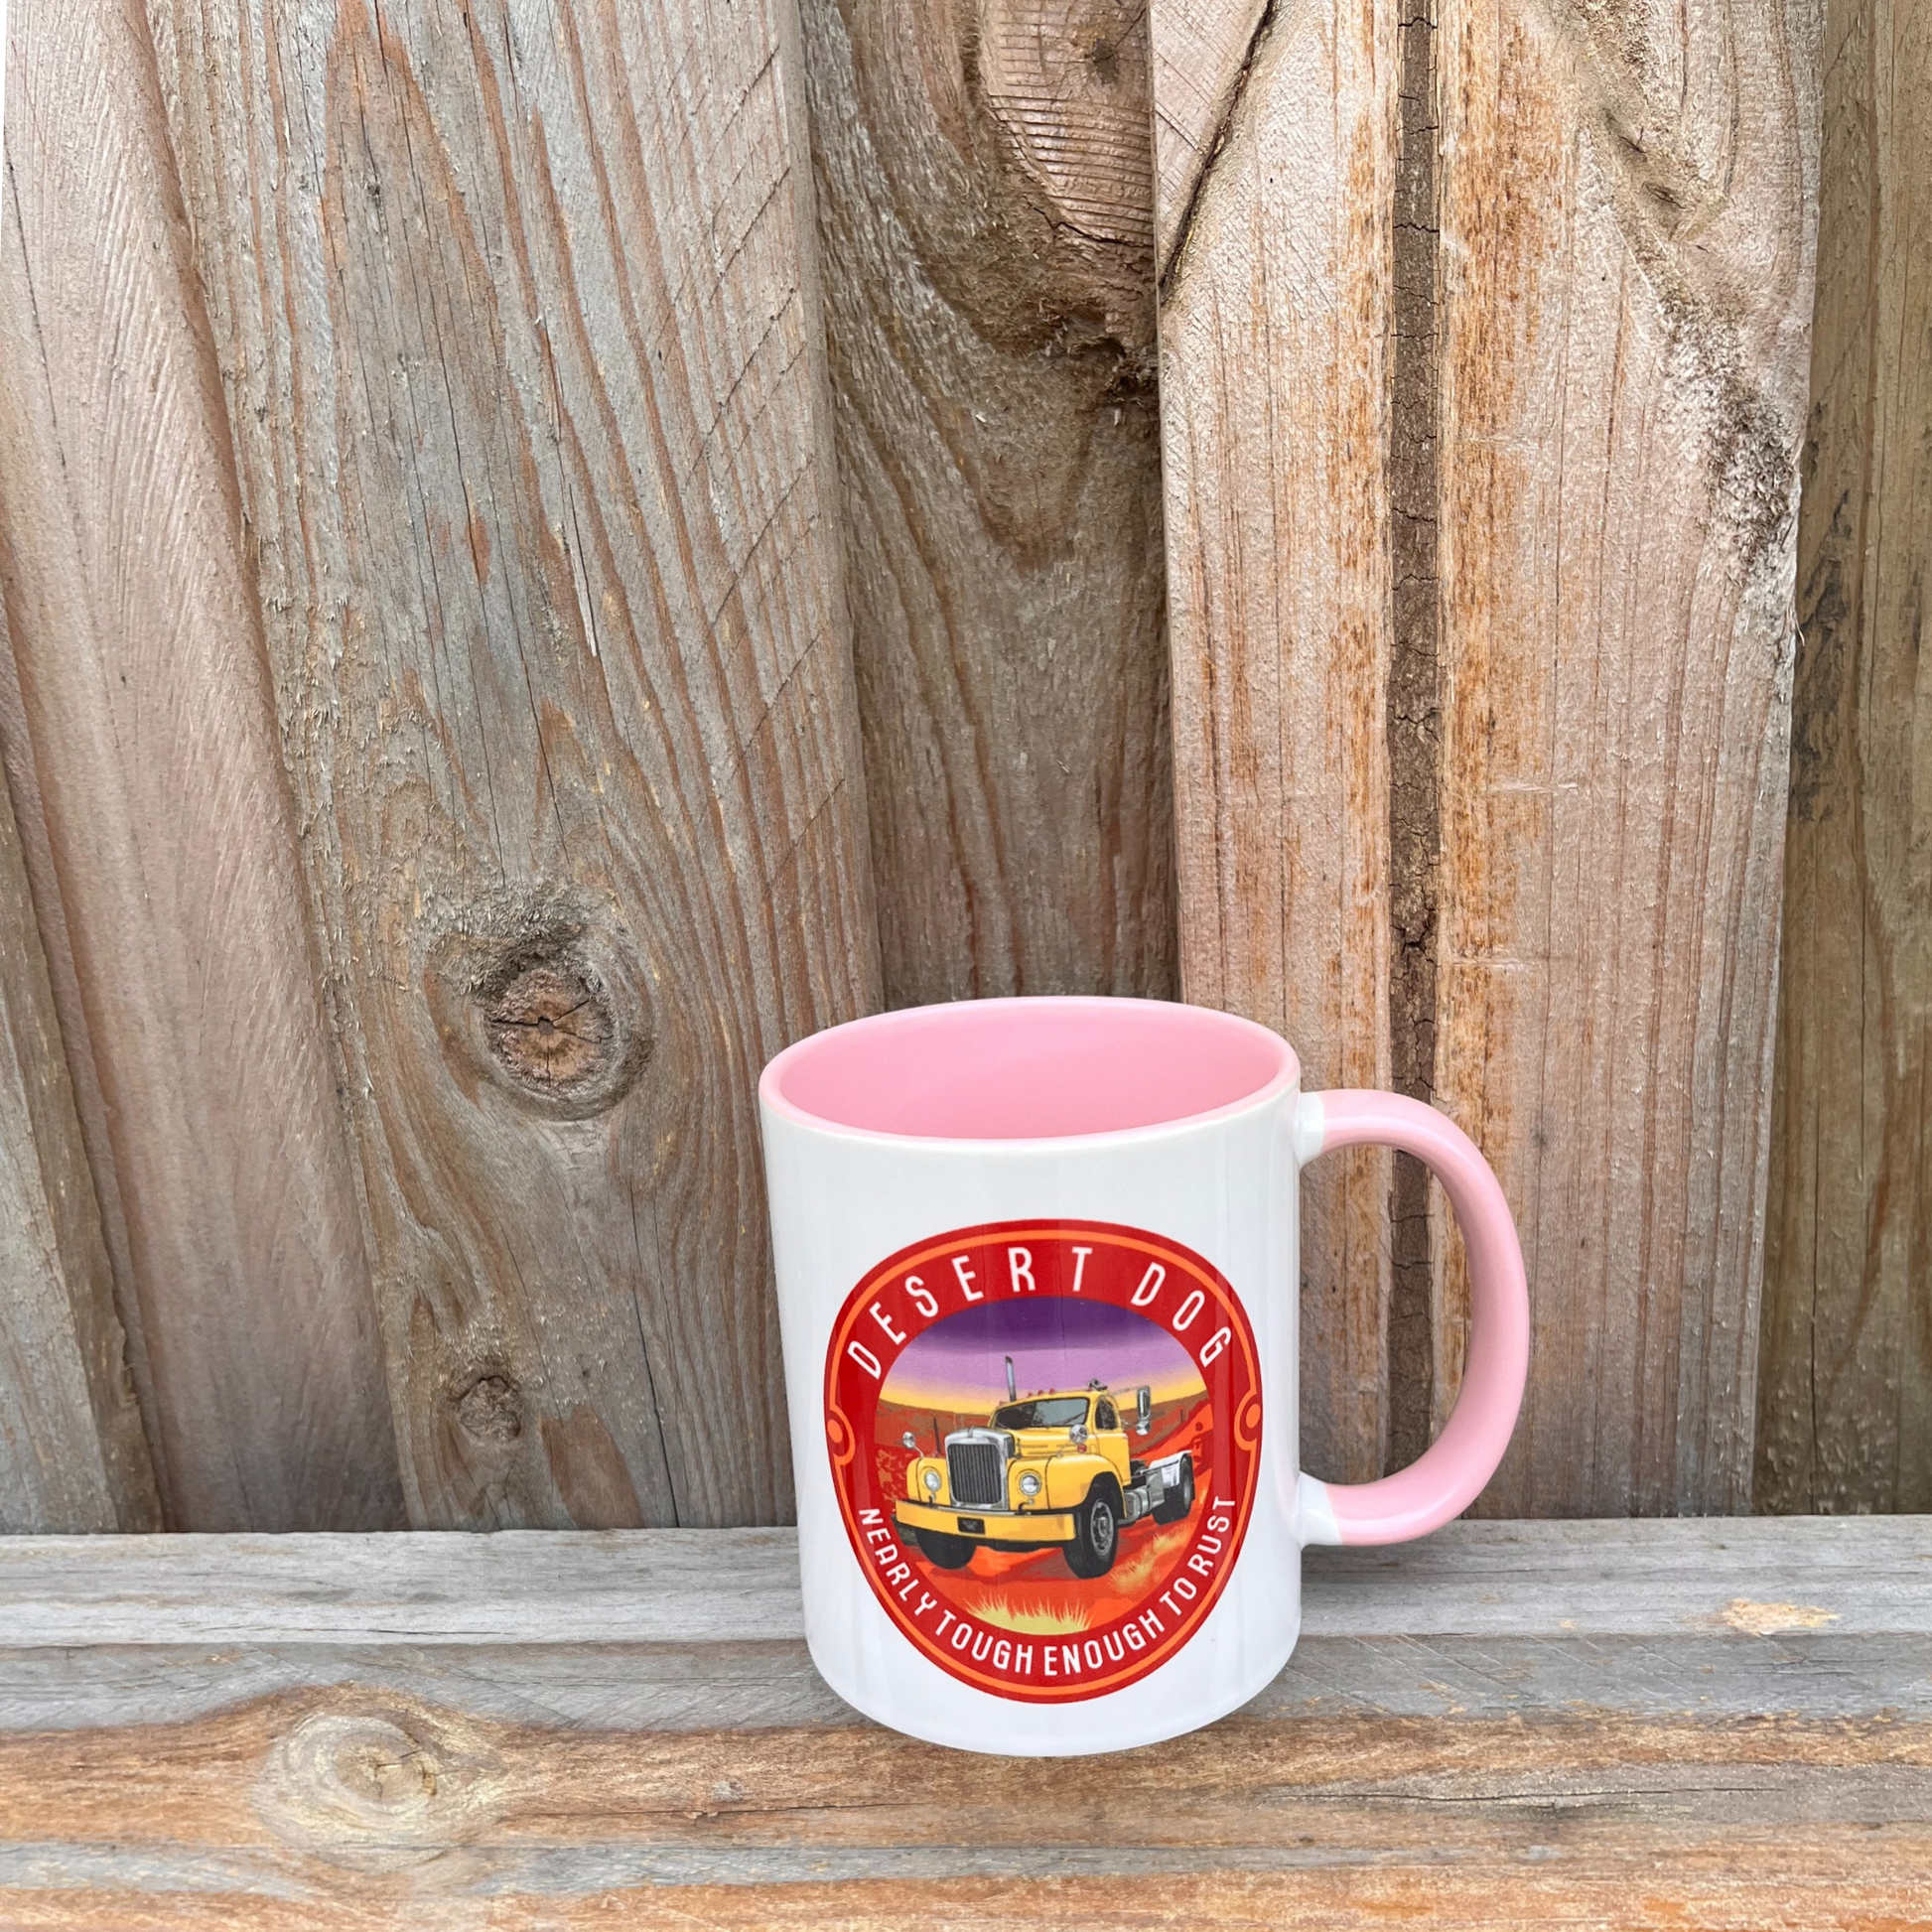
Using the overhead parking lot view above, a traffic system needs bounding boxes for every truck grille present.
[947,1440,1004,1507]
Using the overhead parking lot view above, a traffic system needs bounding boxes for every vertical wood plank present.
[798,0,1176,1008]
[1432,0,1821,1511]
[1157,0,1819,1509]
[1152,0,1399,1482]
[0,603,160,1533]
[146,0,879,1526]
[0,0,404,1529]
[1757,0,1932,1513]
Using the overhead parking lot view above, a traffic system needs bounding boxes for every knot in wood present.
[255,1704,505,1871]
[453,1372,522,1446]
[429,912,651,1122]
[480,961,613,1097]
[978,0,1155,263]
[313,1716,436,1814]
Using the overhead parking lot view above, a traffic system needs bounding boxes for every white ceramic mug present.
[759,996,1529,1756]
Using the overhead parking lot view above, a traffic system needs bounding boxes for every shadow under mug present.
[759,996,1529,1755]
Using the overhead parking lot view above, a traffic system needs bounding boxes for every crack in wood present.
[1155,0,1277,301]
[1386,0,1443,1473]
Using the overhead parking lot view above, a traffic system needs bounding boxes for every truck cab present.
[895,1372,1196,1578]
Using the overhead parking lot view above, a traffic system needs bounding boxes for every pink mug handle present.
[1292,1090,1529,1545]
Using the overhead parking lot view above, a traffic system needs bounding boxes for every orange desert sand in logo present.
[824,1221,1261,1702]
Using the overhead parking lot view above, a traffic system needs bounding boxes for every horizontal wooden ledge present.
[0,1520,1923,1925]
[3,1516,1927,1644]
[0,1517,1922,1731]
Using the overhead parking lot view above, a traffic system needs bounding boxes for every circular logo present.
[824,1220,1261,1703]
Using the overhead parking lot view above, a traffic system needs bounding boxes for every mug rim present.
[759,995,1300,1149]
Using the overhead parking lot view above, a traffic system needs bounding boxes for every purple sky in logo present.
[884,1296,1205,1413]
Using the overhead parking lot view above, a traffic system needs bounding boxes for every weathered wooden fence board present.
[143,0,877,1528]
[1154,0,1822,1511]
[1758,0,1932,1515]
[0,0,1914,1534]
[0,1520,1921,1925]
[0,614,157,1535]
[0,1514,1918,1652]
[1152,0,1399,1486]
[1430,0,1821,1516]
[0,0,402,1531]
[798,0,1176,1008]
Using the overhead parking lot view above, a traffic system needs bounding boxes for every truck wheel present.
[1064,1480,1121,1579]
[1153,1456,1196,1525]
[913,1527,976,1570]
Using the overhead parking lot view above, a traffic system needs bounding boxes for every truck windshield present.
[993,1397,1089,1430]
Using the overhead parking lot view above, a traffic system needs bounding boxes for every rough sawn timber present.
[0,0,403,1530]
[1430,0,1821,1513]
[1152,0,1399,1489]
[0,1519,1922,1925]
[0,602,158,1534]
[1757,0,1932,1514]
[1154,0,1823,1512]
[144,0,879,1528]
[798,0,1176,1009]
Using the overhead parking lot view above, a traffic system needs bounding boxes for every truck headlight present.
[922,1467,942,1495]
[1019,1470,1042,1497]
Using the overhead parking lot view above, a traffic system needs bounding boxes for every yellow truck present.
[894,1357,1197,1577]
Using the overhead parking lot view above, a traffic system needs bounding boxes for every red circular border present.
[824,1218,1260,1702]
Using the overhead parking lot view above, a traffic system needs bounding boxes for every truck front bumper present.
[895,1499,1075,1545]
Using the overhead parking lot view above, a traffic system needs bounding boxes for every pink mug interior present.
[760,997,1297,1141]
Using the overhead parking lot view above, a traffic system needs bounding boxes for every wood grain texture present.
[3,1514,1925,1646]
[1431,0,1822,1513]
[0,1521,1922,1924]
[799,0,1176,1008]
[1151,0,1265,265]
[0,1705,1920,1925]
[1156,0,1821,1510]
[1153,0,1400,1485]
[144,0,879,1528]
[1383,0,1445,1471]
[0,608,158,1533]
[0,0,402,1529]
[1757,0,1932,1514]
